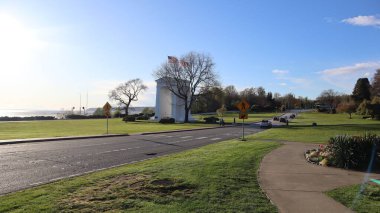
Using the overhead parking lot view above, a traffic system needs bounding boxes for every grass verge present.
[193,112,280,123]
[251,112,380,143]
[326,183,380,213]
[0,119,216,140]
[0,139,280,212]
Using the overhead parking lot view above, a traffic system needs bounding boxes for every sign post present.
[236,99,250,141]
[103,102,112,135]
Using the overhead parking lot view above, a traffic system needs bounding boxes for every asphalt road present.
[0,126,264,195]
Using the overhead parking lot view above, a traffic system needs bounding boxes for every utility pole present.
[79,94,82,115]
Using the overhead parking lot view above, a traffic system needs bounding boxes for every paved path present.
[259,142,380,213]
[0,126,262,195]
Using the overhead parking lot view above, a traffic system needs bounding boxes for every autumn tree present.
[224,85,240,110]
[109,78,147,116]
[153,52,218,122]
[337,100,356,119]
[371,69,380,98]
[194,86,224,113]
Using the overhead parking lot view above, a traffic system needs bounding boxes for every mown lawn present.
[0,112,279,140]
[0,119,216,140]
[326,183,380,213]
[0,139,280,212]
[251,111,380,143]
[193,112,280,123]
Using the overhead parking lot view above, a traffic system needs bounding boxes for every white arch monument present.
[155,78,193,122]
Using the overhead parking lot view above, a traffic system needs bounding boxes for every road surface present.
[0,126,263,195]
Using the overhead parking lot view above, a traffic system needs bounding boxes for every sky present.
[0,0,379,110]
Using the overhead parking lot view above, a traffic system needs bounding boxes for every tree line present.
[316,69,380,119]
[192,85,314,113]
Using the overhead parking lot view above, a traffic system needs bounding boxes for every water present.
[0,109,64,117]
[0,107,155,118]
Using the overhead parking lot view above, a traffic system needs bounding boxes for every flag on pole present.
[180,59,189,67]
[168,56,178,63]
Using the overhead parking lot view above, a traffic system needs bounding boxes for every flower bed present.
[305,133,380,170]
[305,145,330,166]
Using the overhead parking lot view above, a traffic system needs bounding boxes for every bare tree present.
[109,78,147,116]
[153,52,218,122]
[317,89,340,113]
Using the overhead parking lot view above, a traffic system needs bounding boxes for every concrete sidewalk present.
[259,142,380,213]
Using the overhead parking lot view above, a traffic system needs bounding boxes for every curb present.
[0,126,227,146]
[0,134,130,145]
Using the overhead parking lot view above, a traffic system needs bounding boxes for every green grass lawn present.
[251,111,380,144]
[193,112,280,123]
[0,139,280,212]
[326,183,380,213]
[0,119,216,140]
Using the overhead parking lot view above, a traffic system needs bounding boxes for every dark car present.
[260,120,272,128]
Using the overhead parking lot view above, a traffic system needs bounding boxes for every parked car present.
[279,117,287,123]
[260,120,272,128]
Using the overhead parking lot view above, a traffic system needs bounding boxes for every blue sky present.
[0,0,379,110]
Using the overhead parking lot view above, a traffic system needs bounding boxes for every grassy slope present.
[0,139,280,212]
[251,112,380,143]
[0,119,215,140]
[326,184,380,213]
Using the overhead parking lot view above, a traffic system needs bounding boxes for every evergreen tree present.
[352,78,371,103]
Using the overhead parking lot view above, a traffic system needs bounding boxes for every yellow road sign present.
[103,102,112,117]
[239,112,248,119]
[236,99,250,112]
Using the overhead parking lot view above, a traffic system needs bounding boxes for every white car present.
[260,120,272,128]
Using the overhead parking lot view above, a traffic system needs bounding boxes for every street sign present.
[239,112,248,119]
[236,99,250,112]
[236,99,250,141]
[103,102,112,117]
[103,102,112,135]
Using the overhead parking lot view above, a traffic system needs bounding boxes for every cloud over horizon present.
[342,15,380,27]
[319,61,380,90]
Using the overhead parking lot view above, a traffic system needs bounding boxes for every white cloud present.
[364,72,371,77]
[319,61,380,90]
[272,69,289,75]
[342,15,380,27]
[279,83,287,86]
[320,62,380,76]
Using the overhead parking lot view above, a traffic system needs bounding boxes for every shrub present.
[136,115,151,120]
[159,117,175,124]
[203,116,220,124]
[123,115,136,122]
[65,114,106,119]
[327,133,380,170]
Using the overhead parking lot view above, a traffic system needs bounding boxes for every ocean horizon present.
[0,107,154,117]
[0,109,67,117]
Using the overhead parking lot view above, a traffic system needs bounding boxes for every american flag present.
[180,59,189,67]
[168,56,178,63]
